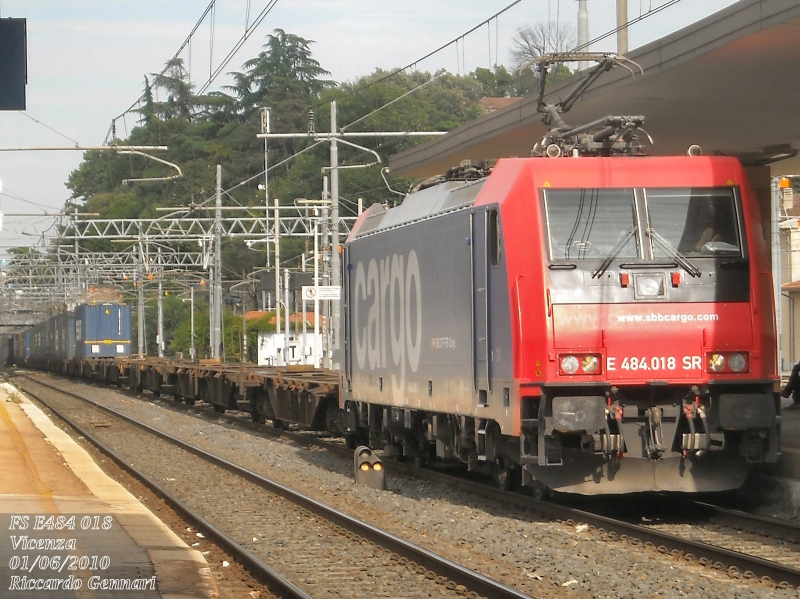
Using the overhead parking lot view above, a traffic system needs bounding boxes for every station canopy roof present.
[389,0,800,179]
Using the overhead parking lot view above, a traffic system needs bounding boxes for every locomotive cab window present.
[645,188,742,258]
[544,189,639,261]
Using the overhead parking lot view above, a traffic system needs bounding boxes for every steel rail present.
[22,372,800,590]
[683,500,800,543]
[14,375,536,599]
[13,380,311,599]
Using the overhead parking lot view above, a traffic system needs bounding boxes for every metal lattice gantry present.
[0,247,208,318]
[59,206,356,242]
[1,250,205,286]
[0,197,355,335]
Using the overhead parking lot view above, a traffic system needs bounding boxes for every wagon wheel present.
[411,436,433,468]
[530,480,552,501]
[250,408,265,424]
[493,457,520,492]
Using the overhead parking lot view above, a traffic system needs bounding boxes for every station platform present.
[0,383,217,598]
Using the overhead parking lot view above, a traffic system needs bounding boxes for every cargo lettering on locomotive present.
[352,250,422,396]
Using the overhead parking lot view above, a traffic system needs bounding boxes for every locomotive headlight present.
[637,276,662,297]
[706,351,749,373]
[581,355,600,374]
[708,353,726,372]
[727,353,747,372]
[560,355,580,375]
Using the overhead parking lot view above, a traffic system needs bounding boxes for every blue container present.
[22,330,31,359]
[74,303,132,358]
[30,320,47,360]
[49,312,76,361]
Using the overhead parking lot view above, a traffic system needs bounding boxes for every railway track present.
[63,369,800,580]
[12,373,534,599]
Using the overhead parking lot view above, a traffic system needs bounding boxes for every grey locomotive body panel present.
[346,207,474,411]
[343,183,515,428]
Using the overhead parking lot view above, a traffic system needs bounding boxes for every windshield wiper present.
[592,225,637,279]
[646,228,702,278]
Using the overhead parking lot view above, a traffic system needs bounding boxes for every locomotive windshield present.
[645,188,742,257]
[544,187,742,261]
[544,189,639,260]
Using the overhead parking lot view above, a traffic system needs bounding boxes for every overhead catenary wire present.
[196,0,280,96]
[575,0,684,52]
[108,0,280,140]
[112,0,217,124]
[342,3,568,131]
[0,186,54,211]
[209,0,215,80]
[17,112,81,146]
[310,0,526,111]
[343,0,684,131]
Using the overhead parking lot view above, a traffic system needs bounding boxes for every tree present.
[149,57,195,121]
[472,66,514,97]
[64,31,510,359]
[511,21,577,67]
[510,21,576,93]
[227,29,335,123]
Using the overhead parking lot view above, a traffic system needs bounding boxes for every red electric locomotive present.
[340,151,779,496]
[339,56,779,495]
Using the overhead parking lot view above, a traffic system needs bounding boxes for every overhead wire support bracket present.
[319,138,382,171]
[256,131,447,139]
[120,150,183,185]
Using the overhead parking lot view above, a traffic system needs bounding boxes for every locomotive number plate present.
[607,355,702,371]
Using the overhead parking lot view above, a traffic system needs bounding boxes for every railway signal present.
[354,446,386,490]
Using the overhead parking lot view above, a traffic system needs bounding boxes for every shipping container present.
[29,319,47,360]
[0,335,11,366]
[74,303,132,358]
[49,312,76,361]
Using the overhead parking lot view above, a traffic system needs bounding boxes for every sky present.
[0,0,740,255]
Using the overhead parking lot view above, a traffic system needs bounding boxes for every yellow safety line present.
[0,399,54,501]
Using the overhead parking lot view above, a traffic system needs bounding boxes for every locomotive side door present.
[470,206,497,401]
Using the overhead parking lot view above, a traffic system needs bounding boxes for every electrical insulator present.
[308,109,315,135]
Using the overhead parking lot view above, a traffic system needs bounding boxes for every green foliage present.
[167,296,210,357]
[66,28,571,360]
